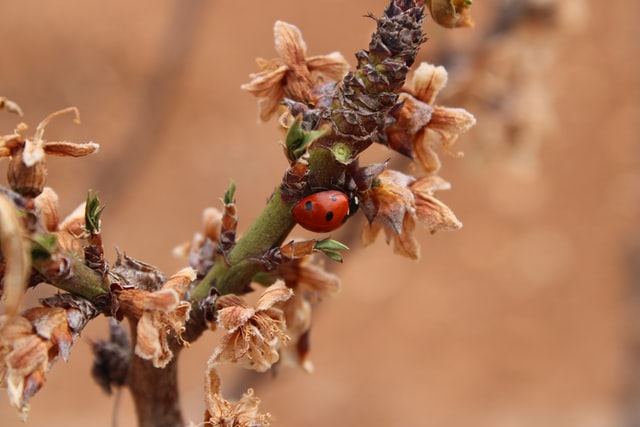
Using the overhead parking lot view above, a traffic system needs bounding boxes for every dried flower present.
[241,20,350,122]
[209,281,293,372]
[386,62,476,173]
[0,107,99,197]
[203,367,271,427]
[361,169,461,259]
[117,268,195,368]
[0,307,78,419]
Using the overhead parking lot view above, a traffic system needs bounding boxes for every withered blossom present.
[203,367,271,427]
[1,107,98,197]
[276,256,341,372]
[386,62,476,173]
[209,281,293,372]
[117,267,196,368]
[361,169,461,259]
[0,308,75,419]
[241,20,350,122]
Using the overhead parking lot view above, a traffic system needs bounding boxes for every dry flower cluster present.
[1,1,476,425]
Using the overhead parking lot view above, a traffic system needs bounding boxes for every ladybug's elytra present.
[292,190,353,233]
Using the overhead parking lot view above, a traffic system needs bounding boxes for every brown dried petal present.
[34,187,60,232]
[24,307,74,362]
[274,20,307,66]
[414,192,462,232]
[216,303,255,332]
[411,62,449,105]
[255,280,294,312]
[43,140,99,157]
[306,51,350,81]
[429,106,477,146]
[389,213,420,260]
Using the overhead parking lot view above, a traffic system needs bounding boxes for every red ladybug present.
[292,190,352,233]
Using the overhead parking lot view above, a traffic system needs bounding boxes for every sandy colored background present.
[1,0,638,426]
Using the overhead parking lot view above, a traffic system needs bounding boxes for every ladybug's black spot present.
[304,200,313,211]
[325,211,334,222]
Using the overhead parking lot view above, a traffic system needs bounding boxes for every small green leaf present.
[314,238,349,263]
[85,191,104,234]
[285,116,328,162]
[314,239,349,252]
[223,180,236,204]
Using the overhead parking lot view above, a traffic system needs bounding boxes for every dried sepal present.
[203,366,272,427]
[126,267,196,368]
[209,281,292,372]
[0,192,30,315]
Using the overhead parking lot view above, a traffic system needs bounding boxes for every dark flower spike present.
[311,0,427,164]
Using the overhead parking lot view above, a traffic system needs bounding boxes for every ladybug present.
[292,190,356,233]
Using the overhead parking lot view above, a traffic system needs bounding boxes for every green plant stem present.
[32,255,109,299]
[192,187,296,298]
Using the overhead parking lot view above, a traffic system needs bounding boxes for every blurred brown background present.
[1,0,638,426]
